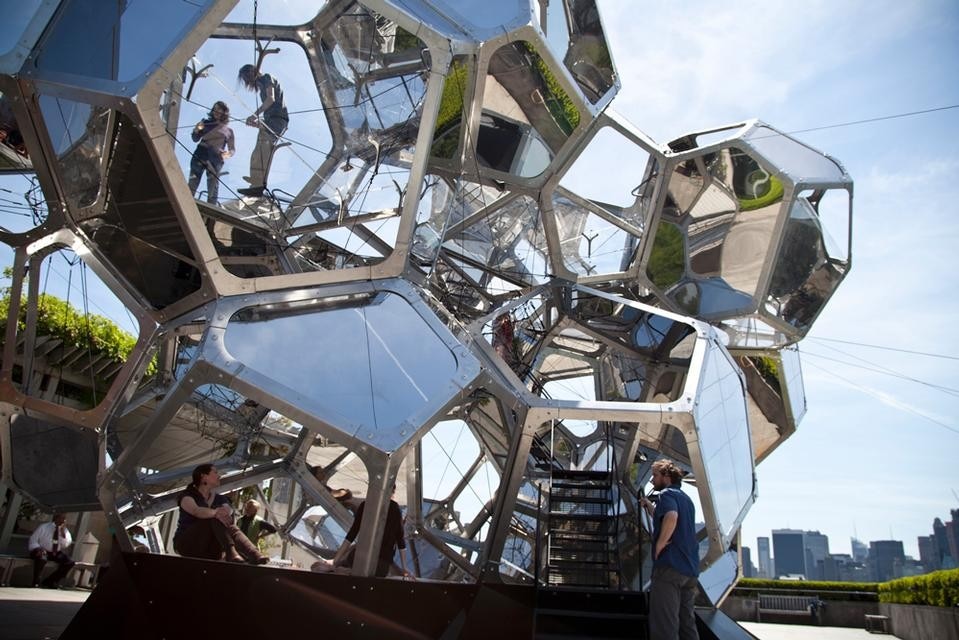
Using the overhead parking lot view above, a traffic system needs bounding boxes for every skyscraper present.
[851,537,868,563]
[772,529,806,578]
[805,531,830,580]
[918,535,940,573]
[758,537,772,579]
[742,546,755,578]
[870,540,905,582]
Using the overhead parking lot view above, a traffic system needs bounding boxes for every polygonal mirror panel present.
[743,125,846,183]
[561,0,615,105]
[224,291,463,452]
[693,345,753,543]
[33,0,214,86]
[479,42,580,178]
[2,246,147,413]
[766,196,848,332]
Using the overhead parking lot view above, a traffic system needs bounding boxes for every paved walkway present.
[0,586,89,640]
[741,621,901,639]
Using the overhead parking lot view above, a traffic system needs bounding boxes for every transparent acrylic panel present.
[183,37,325,208]
[563,0,615,104]
[766,198,846,331]
[561,126,655,209]
[719,316,785,350]
[0,173,46,232]
[694,347,752,540]
[224,292,458,442]
[421,419,481,502]
[779,346,806,424]
[35,0,212,83]
[411,175,454,265]
[38,95,109,208]
[554,194,641,276]
[79,113,201,310]
[0,0,44,59]
[444,194,550,286]
[289,504,349,553]
[744,126,845,183]
[479,42,580,178]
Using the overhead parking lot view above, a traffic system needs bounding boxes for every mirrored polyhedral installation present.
[0,0,852,635]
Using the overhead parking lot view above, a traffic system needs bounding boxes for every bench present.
[0,553,99,588]
[865,614,890,634]
[757,594,819,622]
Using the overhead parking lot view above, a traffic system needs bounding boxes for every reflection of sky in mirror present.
[224,293,456,441]
[746,126,845,183]
[695,347,753,539]
[780,346,807,424]
[36,0,208,83]
[698,549,738,604]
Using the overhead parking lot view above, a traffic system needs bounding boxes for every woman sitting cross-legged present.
[173,464,268,565]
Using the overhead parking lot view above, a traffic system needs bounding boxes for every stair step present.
[551,469,611,481]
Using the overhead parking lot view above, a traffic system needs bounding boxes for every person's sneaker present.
[237,186,265,197]
[241,176,254,183]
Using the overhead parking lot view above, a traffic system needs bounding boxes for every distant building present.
[870,540,905,582]
[933,518,956,569]
[805,531,830,581]
[823,553,850,581]
[918,535,940,573]
[773,529,806,578]
[851,537,869,563]
[757,537,772,579]
[742,546,755,578]
[946,510,959,567]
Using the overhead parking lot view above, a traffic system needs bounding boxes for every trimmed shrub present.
[879,569,959,607]
[734,578,879,602]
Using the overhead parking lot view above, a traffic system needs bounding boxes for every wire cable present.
[804,360,959,437]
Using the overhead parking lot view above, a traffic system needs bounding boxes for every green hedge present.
[734,578,879,602]
[879,569,959,607]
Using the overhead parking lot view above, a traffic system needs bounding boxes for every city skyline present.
[600,0,959,561]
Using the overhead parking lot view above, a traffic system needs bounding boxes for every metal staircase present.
[532,425,648,639]
[546,468,617,588]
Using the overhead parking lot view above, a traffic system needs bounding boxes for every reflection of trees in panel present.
[646,221,684,288]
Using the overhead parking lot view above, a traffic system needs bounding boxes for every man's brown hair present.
[651,459,684,484]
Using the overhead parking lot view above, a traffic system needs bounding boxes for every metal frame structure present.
[0,0,853,611]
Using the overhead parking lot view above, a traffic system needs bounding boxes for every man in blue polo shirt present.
[641,459,700,640]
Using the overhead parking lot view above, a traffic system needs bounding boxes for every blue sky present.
[2,0,958,561]
[598,0,959,557]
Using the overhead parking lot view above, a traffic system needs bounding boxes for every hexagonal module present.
[644,120,852,347]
